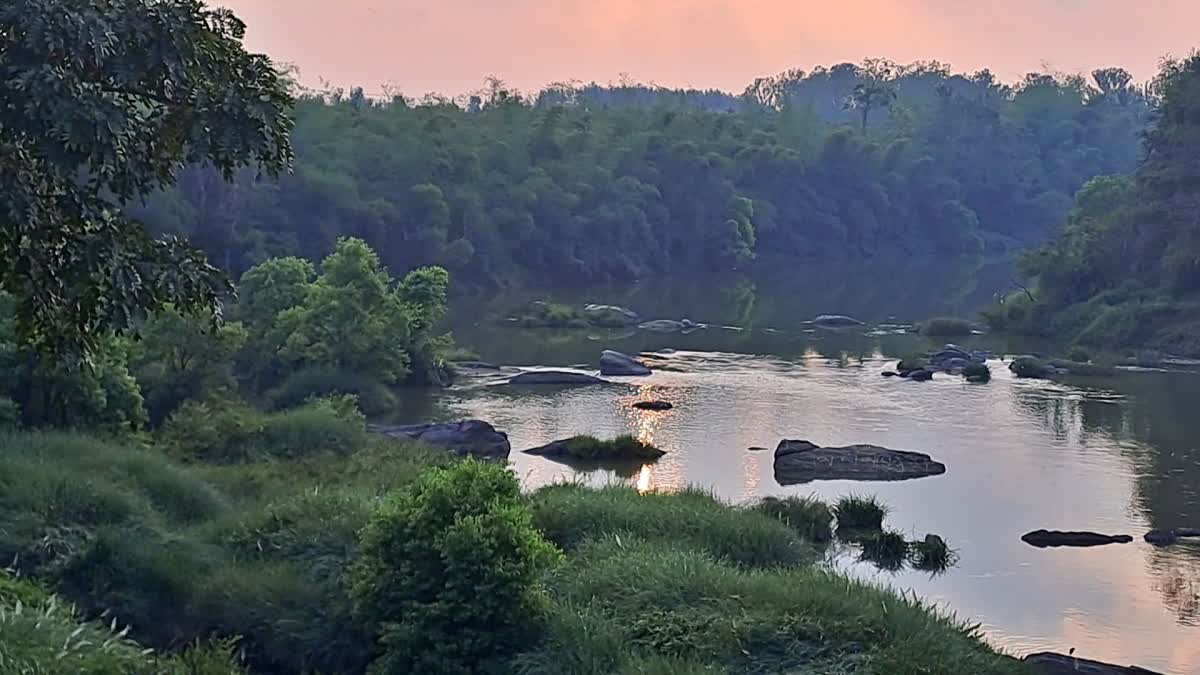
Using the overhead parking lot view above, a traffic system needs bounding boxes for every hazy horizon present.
[216,0,1198,97]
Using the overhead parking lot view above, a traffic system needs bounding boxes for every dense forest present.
[136,61,1151,290]
[989,54,1200,356]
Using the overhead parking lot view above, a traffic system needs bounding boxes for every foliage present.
[1003,55,1200,354]
[750,495,834,543]
[909,534,957,572]
[919,317,975,336]
[529,484,813,568]
[0,0,292,361]
[517,301,592,328]
[137,62,1150,291]
[559,434,664,460]
[266,366,399,416]
[858,530,910,571]
[160,395,366,463]
[832,494,889,531]
[0,397,20,429]
[353,460,563,675]
[1066,345,1092,363]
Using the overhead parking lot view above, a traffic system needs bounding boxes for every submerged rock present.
[508,370,608,385]
[583,303,640,326]
[812,314,865,327]
[773,440,946,484]
[1144,527,1200,546]
[370,420,510,458]
[1020,530,1133,548]
[1022,651,1163,674]
[599,350,652,376]
[632,400,673,411]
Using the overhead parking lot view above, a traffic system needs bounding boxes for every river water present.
[406,267,1200,673]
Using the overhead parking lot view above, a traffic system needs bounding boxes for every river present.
[400,265,1200,673]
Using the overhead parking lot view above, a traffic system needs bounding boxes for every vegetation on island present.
[919,317,976,337]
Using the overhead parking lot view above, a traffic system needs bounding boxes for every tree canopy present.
[0,0,293,360]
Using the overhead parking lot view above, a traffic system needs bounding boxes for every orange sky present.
[216,0,1199,97]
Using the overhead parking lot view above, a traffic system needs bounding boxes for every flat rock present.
[369,420,510,458]
[508,370,608,385]
[1023,651,1162,674]
[638,319,685,333]
[1144,527,1200,545]
[773,440,946,484]
[632,400,673,410]
[584,303,640,325]
[1021,530,1134,548]
[600,350,652,376]
[908,368,934,381]
[523,438,666,459]
[881,371,899,377]
[812,314,865,327]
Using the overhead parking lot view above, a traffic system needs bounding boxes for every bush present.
[919,317,975,336]
[859,530,909,571]
[267,366,398,416]
[529,484,812,568]
[161,395,366,463]
[962,362,991,382]
[353,460,563,675]
[750,496,833,543]
[832,494,888,532]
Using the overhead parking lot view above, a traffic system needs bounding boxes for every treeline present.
[0,238,451,432]
[136,60,1151,290]
[990,55,1200,356]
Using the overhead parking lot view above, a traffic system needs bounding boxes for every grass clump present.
[910,534,957,572]
[562,434,664,460]
[962,362,991,382]
[751,495,833,543]
[919,317,976,337]
[518,301,591,328]
[511,537,1026,674]
[859,529,910,571]
[832,494,888,532]
[529,484,813,569]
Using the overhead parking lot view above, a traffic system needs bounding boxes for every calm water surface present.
[408,271,1200,673]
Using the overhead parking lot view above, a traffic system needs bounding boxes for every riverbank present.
[1,427,1032,674]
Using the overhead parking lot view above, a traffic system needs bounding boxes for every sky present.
[215,0,1200,98]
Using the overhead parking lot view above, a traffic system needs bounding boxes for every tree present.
[0,0,293,360]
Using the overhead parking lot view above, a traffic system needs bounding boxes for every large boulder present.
[773,440,946,484]
[584,303,640,326]
[508,370,608,385]
[599,350,652,376]
[369,420,510,458]
[1022,651,1162,674]
[1021,530,1133,548]
[812,314,865,327]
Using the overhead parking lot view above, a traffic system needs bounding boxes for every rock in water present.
[508,371,608,385]
[773,440,946,484]
[633,400,673,410]
[638,319,686,333]
[1020,530,1134,548]
[1144,527,1200,545]
[1023,651,1163,674]
[881,371,899,377]
[584,303,640,326]
[908,368,934,381]
[599,350,652,376]
[369,420,510,458]
[812,314,865,327]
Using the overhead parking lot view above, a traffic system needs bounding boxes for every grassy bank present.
[0,423,1027,674]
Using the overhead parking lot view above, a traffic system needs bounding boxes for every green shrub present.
[0,396,20,429]
[353,460,563,675]
[962,362,991,382]
[161,395,366,463]
[561,434,664,460]
[919,317,975,336]
[1066,345,1091,362]
[267,366,398,416]
[529,484,811,568]
[832,494,888,532]
[750,496,833,543]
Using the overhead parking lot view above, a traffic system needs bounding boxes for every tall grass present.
[832,494,889,532]
[751,495,834,543]
[919,317,976,336]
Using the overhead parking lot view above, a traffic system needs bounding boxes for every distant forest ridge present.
[138,58,1153,290]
